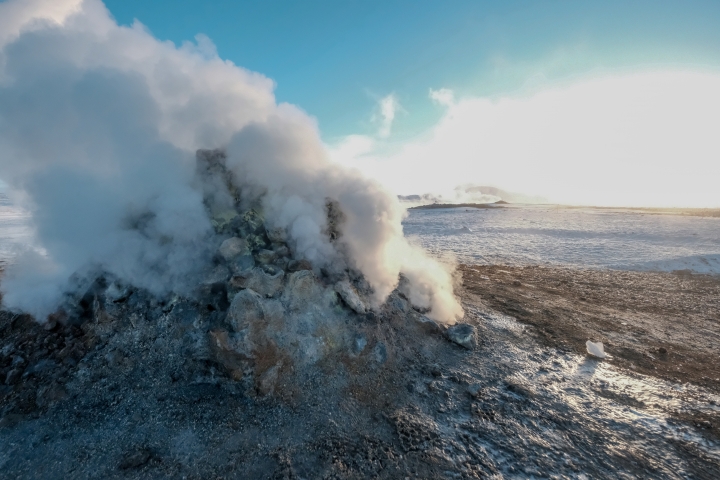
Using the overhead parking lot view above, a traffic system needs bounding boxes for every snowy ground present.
[3,200,719,276]
[403,205,720,275]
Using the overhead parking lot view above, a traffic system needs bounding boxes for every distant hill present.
[409,202,506,210]
[398,185,547,208]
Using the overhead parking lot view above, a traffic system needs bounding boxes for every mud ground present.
[459,265,720,392]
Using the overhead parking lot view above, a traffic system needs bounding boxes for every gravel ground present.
[0,267,718,478]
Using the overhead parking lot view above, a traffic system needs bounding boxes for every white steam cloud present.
[0,0,462,323]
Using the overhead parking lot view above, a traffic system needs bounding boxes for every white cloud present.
[332,71,720,208]
[376,93,399,138]
[429,88,454,107]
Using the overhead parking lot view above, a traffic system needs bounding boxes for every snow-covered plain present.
[1,200,719,275]
[0,195,31,264]
[403,205,720,275]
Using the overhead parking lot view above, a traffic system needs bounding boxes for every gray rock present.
[287,259,312,272]
[414,316,445,336]
[5,368,22,385]
[352,336,367,355]
[226,289,265,332]
[257,365,281,396]
[201,264,230,285]
[218,237,249,262]
[335,280,366,314]
[119,448,153,470]
[385,293,409,314]
[261,299,285,325]
[254,249,277,265]
[446,323,477,350]
[208,329,252,373]
[245,233,268,251]
[240,209,265,234]
[105,281,132,303]
[265,226,288,244]
[273,257,289,271]
[273,245,290,258]
[373,342,388,364]
[467,383,483,398]
[211,210,239,233]
[230,254,255,273]
[283,270,319,310]
[244,268,284,297]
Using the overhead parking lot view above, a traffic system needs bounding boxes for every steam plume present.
[0,0,463,322]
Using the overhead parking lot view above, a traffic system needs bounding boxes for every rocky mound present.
[1,148,475,420]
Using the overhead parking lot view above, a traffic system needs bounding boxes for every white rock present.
[335,280,366,314]
[586,340,607,359]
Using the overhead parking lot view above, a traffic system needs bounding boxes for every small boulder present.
[5,368,22,385]
[265,227,288,244]
[230,254,255,273]
[212,210,239,233]
[351,336,367,356]
[335,280,366,314]
[201,264,230,285]
[287,259,312,272]
[119,448,153,470]
[385,293,409,314]
[257,364,281,396]
[373,342,388,364]
[446,323,477,350]
[283,270,319,310]
[273,245,290,258]
[105,282,132,303]
[467,383,483,398]
[414,316,445,336]
[218,237,249,262]
[226,289,265,332]
[240,209,265,234]
[208,329,251,371]
[254,249,277,265]
[586,340,607,359]
[245,268,284,298]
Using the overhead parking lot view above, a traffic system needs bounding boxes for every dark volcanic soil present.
[460,265,720,392]
[1,267,719,478]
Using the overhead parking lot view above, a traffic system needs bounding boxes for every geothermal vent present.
[1,149,474,401]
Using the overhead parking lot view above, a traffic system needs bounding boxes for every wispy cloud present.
[375,93,400,138]
[429,88,454,107]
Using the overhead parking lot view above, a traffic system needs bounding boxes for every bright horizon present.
[329,70,720,208]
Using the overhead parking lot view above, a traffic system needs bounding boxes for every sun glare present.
[333,71,720,208]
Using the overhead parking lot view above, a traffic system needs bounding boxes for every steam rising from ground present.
[0,0,462,323]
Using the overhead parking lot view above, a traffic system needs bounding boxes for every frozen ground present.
[0,195,31,264]
[3,200,719,276]
[403,205,720,275]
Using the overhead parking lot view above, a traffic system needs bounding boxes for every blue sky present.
[104,0,720,142]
